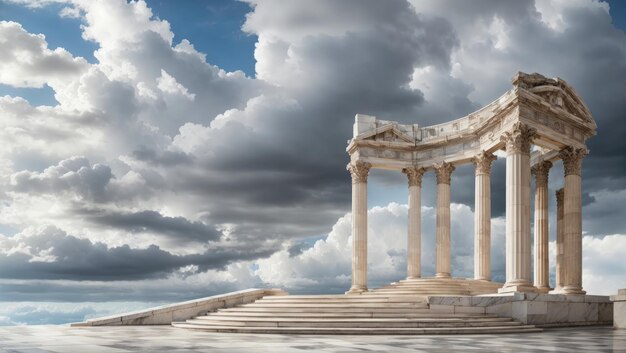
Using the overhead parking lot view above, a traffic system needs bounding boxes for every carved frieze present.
[402,167,426,187]
[434,161,455,185]
[472,151,497,175]
[500,122,537,155]
[531,160,553,187]
[559,146,587,176]
[347,161,371,184]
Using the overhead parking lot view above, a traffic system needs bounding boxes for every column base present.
[435,272,451,278]
[406,276,421,280]
[345,285,368,295]
[535,286,552,293]
[551,286,563,294]
[474,276,491,281]
[498,281,536,294]
[558,285,586,295]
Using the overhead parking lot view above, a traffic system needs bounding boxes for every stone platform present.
[73,278,613,335]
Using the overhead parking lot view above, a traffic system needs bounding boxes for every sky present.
[0,0,625,325]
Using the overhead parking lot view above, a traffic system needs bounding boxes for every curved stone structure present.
[346,72,596,294]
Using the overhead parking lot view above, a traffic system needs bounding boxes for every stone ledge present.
[426,293,612,326]
[71,288,287,327]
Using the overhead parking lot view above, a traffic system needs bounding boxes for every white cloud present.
[582,234,626,295]
[156,70,195,100]
[255,202,508,293]
[0,21,89,88]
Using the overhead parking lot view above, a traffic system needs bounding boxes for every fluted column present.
[403,167,425,279]
[532,160,552,293]
[499,123,537,293]
[473,151,496,281]
[555,188,564,291]
[346,161,371,294]
[434,161,455,279]
[560,147,587,295]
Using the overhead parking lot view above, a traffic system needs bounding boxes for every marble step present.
[209,311,499,318]
[183,318,523,328]
[192,315,513,323]
[241,303,429,308]
[255,298,427,304]
[217,307,437,313]
[371,290,470,295]
[172,323,542,335]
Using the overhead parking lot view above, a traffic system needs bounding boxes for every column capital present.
[559,146,587,176]
[500,122,537,155]
[472,151,497,175]
[402,166,426,187]
[531,160,553,187]
[434,161,455,185]
[556,187,564,205]
[347,161,371,184]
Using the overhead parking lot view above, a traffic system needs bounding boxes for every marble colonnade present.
[346,122,587,295]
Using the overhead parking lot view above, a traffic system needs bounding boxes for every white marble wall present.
[429,293,613,326]
[611,289,626,329]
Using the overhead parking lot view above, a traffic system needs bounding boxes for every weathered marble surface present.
[2,325,625,353]
[428,293,612,327]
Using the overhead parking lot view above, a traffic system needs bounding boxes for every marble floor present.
[0,325,624,352]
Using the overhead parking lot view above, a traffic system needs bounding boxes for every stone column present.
[559,147,587,295]
[499,122,537,293]
[346,161,371,294]
[555,188,564,291]
[434,161,455,279]
[532,160,552,293]
[403,167,425,279]
[472,151,496,281]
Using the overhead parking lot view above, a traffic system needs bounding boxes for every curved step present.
[187,320,522,328]
[240,302,428,309]
[172,323,542,335]
[210,311,498,318]
[183,319,523,328]
[218,307,434,313]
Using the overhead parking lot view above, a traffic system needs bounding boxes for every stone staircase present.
[373,277,504,296]
[172,279,541,334]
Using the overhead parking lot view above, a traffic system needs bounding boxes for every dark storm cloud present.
[0,227,274,281]
[131,146,193,166]
[80,208,222,242]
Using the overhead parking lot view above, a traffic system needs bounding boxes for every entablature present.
[347,72,596,171]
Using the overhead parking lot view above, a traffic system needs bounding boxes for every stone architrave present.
[472,151,497,281]
[555,188,565,291]
[434,161,455,279]
[402,167,426,279]
[346,161,371,294]
[559,147,587,295]
[499,123,537,293]
[532,160,553,293]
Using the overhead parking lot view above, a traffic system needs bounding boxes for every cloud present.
[0,225,274,281]
[582,234,626,295]
[10,156,113,202]
[0,21,89,88]
[80,209,222,243]
[255,202,507,294]
[156,69,195,100]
